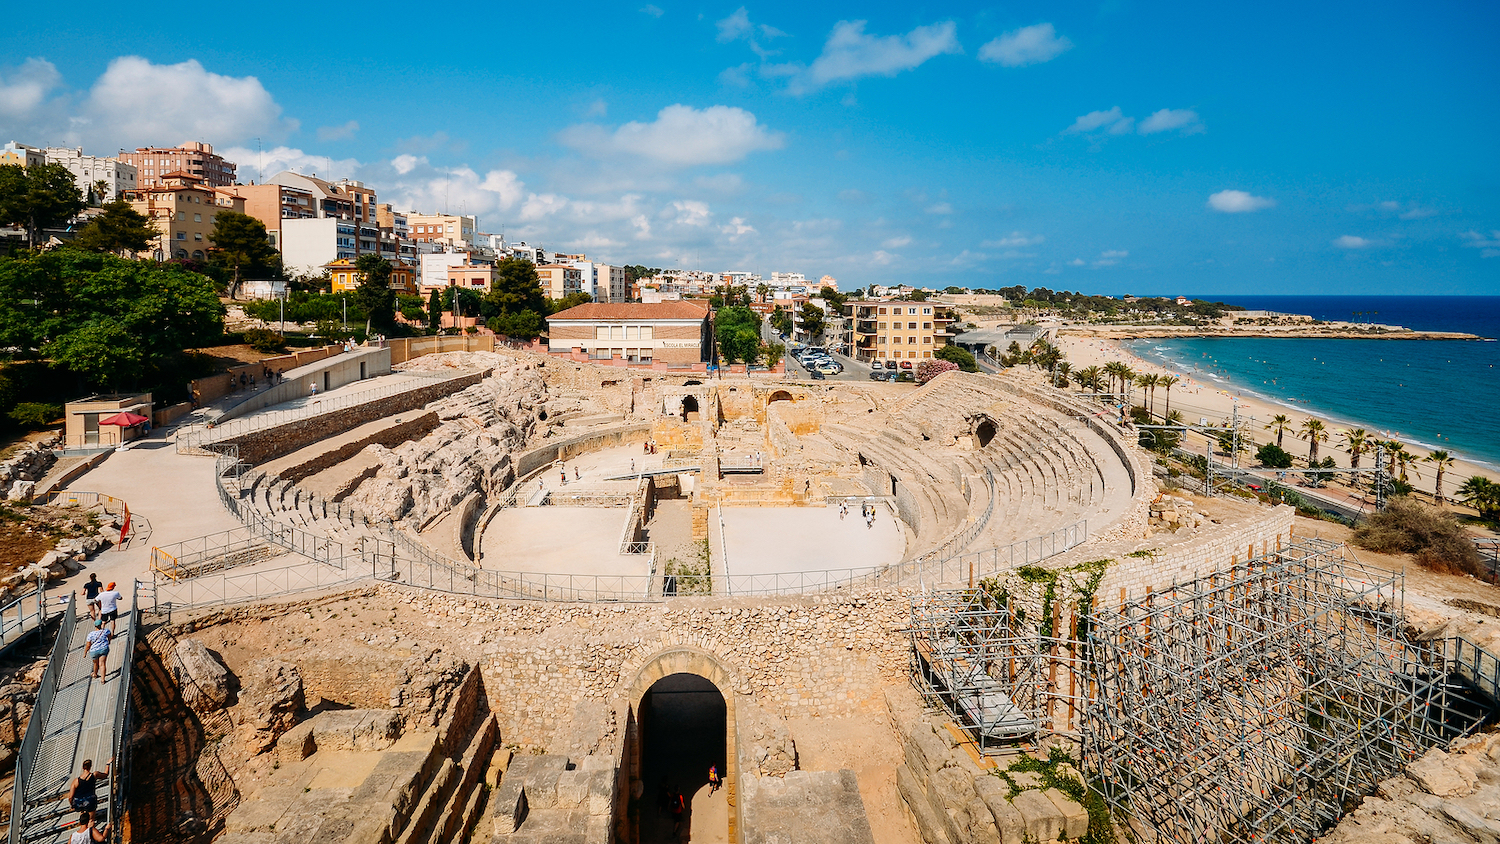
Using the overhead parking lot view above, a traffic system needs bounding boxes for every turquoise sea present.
[1122,296,1500,470]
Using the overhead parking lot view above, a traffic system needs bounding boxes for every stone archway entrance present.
[681,395,700,422]
[974,417,997,448]
[626,648,739,844]
[767,390,793,405]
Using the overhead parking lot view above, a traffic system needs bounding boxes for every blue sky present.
[3,1,1497,294]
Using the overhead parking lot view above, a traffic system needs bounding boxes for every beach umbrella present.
[98,411,149,427]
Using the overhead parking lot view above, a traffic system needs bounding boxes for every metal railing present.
[1442,634,1500,705]
[9,594,76,844]
[150,526,284,580]
[0,585,49,655]
[108,582,140,843]
[177,370,457,453]
[28,490,134,548]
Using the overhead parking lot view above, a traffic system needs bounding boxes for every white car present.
[815,361,842,375]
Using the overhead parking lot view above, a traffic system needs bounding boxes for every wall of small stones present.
[1096,504,1295,598]
[278,411,440,484]
[219,371,486,465]
[381,588,913,752]
[514,424,652,479]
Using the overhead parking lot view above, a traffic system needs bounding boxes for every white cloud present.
[694,173,744,193]
[82,57,297,149]
[1065,107,1130,135]
[720,216,756,241]
[391,154,426,175]
[871,250,896,266]
[220,145,361,182]
[925,202,953,215]
[717,7,753,41]
[1,55,297,150]
[317,120,359,142]
[718,63,754,87]
[794,20,961,92]
[640,4,664,16]
[1461,230,1500,258]
[1093,249,1128,267]
[1065,106,1203,137]
[978,23,1072,67]
[1137,108,1204,135]
[671,200,713,227]
[982,231,1044,248]
[0,58,62,121]
[882,235,912,248]
[1333,235,1372,249]
[949,250,989,266]
[1207,190,1276,213]
[584,99,608,118]
[1068,258,1086,266]
[559,104,784,168]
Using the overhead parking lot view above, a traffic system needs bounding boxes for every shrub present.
[1353,497,1482,575]
[917,358,958,384]
[7,402,62,428]
[243,327,287,353]
[1256,443,1294,469]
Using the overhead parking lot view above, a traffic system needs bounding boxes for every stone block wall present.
[513,423,652,479]
[219,371,485,465]
[277,411,440,483]
[1096,504,1294,598]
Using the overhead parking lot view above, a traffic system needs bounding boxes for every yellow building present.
[325,257,418,296]
[122,173,245,261]
[842,300,956,364]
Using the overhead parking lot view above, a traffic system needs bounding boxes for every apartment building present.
[325,257,417,296]
[120,141,235,187]
[43,148,138,202]
[842,300,957,364]
[122,173,245,260]
[546,302,711,365]
[537,263,584,300]
[281,217,380,276]
[0,141,45,168]
[408,213,476,248]
[568,260,628,303]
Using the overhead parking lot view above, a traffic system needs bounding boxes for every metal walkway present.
[10,589,137,844]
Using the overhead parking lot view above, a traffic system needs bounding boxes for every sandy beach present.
[1055,335,1500,503]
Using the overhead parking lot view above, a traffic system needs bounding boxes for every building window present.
[878,307,887,315]
[193,213,201,222]
[923,336,932,344]
[640,326,653,340]
[923,307,932,315]
[909,307,918,315]
[176,231,186,240]
[891,336,901,344]
[923,351,932,358]
[194,232,203,241]
[923,322,931,329]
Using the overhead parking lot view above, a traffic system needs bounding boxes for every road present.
[760,317,880,383]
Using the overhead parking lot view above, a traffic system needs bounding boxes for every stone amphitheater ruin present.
[13,342,1498,844]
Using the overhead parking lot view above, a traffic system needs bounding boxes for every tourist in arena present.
[97,582,123,633]
[83,574,103,619]
[66,760,109,814]
[68,809,108,844]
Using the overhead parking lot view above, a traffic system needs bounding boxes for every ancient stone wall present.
[278,412,440,483]
[1096,504,1294,597]
[376,590,913,752]
[219,371,487,465]
[513,424,653,479]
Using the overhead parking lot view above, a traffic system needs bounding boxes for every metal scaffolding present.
[909,587,1080,754]
[909,538,1491,843]
[1083,538,1482,844]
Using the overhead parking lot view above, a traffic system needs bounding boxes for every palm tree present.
[1055,361,1072,389]
[1299,418,1329,464]
[1384,441,1420,483]
[1266,415,1292,449]
[1458,476,1500,520]
[1341,428,1369,471]
[1425,450,1455,505]
[1074,366,1104,392]
[756,283,770,304]
[1135,373,1159,418]
[1159,376,1180,419]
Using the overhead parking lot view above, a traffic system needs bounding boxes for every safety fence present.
[0,586,51,656]
[29,489,133,548]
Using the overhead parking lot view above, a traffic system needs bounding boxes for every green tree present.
[69,199,157,255]
[0,251,222,389]
[0,162,86,248]
[1256,443,1294,469]
[715,306,761,364]
[208,211,281,292]
[761,342,784,369]
[934,344,978,372]
[1425,450,1455,505]
[549,291,592,314]
[1265,414,1293,449]
[353,254,396,333]
[427,289,441,330]
[1159,375,1180,418]
[798,302,825,339]
[1457,476,1500,521]
[485,257,547,317]
[492,309,544,338]
[1299,418,1329,464]
[770,306,793,336]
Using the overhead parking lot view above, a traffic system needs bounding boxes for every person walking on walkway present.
[708,765,721,794]
[67,760,109,814]
[97,582,123,633]
[83,574,103,620]
[68,810,108,844]
[85,621,112,681]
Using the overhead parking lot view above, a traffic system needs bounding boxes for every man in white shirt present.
[97,582,123,634]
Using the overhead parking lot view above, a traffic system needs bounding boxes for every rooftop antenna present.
[256,137,263,183]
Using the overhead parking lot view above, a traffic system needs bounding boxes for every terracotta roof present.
[548,302,709,321]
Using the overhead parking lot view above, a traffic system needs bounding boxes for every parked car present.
[810,369,826,380]
[868,370,890,381]
[900,360,914,370]
[896,371,916,382]
[815,362,842,375]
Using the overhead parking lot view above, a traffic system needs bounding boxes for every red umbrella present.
[99,411,149,427]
